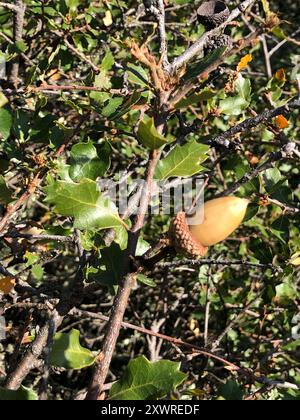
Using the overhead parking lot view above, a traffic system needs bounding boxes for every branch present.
[150,0,169,68]
[1,232,74,243]
[86,149,161,400]
[0,1,19,12]
[10,0,26,85]
[167,0,258,73]
[158,259,281,273]
[5,235,87,390]
[170,27,263,108]
[210,99,300,149]
[0,172,41,234]
[218,142,298,197]
[72,309,240,371]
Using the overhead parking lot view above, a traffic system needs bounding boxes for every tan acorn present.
[169,196,249,258]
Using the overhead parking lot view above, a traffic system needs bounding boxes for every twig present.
[5,311,62,390]
[72,309,240,371]
[64,36,99,73]
[10,0,26,85]
[5,233,87,390]
[170,27,263,108]
[211,292,263,351]
[210,99,300,149]
[0,30,34,66]
[0,1,19,12]
[151,0,169,68]
[167,0,258,74]
[261,35,272,78]
[158,259,281,273]
[1,233,75,243]
[0,172,41,234]
[269,28,300,57]
[218,142,297,197]
[30,84,123,94]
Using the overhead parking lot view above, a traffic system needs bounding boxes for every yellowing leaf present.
[237,54,253,72]
[275,115,289,129]
[0,277,16,294]
[274,68,286,84]
[103,10,113,27]
[290,252,300,266]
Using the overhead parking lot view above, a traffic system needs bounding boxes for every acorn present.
[169,196,249,258]
[197,1,230,30]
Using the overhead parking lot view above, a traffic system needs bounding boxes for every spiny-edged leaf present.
[0,386,38,401]
[183,47,227,83]
[101,48,114,72]
[94,71,111,90]
[137,274,156,287]
[87,243,125,290]
[0,107,13,140]
[263,168,282,193]
[113,225,128,250]
[109,356,187,400]
[137,117,169,150]
[244,203,259,222]
[127,63,149,87]
[155,140,209,180]
[174,88,215,110]
[219,95,250,116]
[235,74,252,102]
[275,281,298,304]
[0,175,13,204]
[102,97,124,118]
[270,215,290,244]
[219,380,243,401]
[69,140,110,181]
[111,90,142,120]
[50,329,95,370]
[220,74,251,115]
[45,178,125,231]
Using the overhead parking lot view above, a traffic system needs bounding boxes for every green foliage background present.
[0,0,299,400]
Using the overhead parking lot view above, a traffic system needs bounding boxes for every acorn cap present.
[169,212,208,259]
[197,1,230,29]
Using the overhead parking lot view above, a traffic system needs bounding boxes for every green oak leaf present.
[0,175,13,204]
[0,386,38,401]
[109,356,187,400]
[155,140,209,180]
[137,117,169,150]
[69,140,110,182]
[50,329,95,370]
[45,178,125,231]
[0,107,13,140]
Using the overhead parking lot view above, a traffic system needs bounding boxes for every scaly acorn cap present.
[169,212,208,259]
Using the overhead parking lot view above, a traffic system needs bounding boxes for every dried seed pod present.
[205,34,233,55]
[197,0,230,30]
[169,196,249,257]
